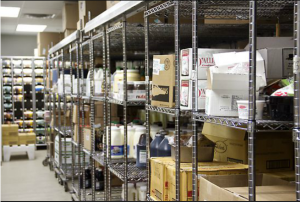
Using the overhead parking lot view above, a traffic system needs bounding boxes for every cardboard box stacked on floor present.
[2,124,36,146]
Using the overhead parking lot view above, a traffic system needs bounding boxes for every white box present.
[180,80,207,110]
[258,48,293,79]
[180,48,241,80]
[205,68,265,117]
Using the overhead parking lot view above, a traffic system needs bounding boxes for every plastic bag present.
[271,83,294,97]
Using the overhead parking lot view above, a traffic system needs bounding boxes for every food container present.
[171,145,215,163]
[36,111,45,119]
[23,69,32,76]
[24,111,33,119]
[3,69,11,75]
[237,100,265,120]
[134,81,146,91]
[4,103,12,109]
[24,77,33,84]
[36,86,44,93]
[23,60,32,68]
[4,77,12,84]
[3,86,12,94]
[35,78,44,85]
[35,69,44,77]
[4,112,13,120]
[13,86,23,94]
[267,96,294,121]
[24,120,34,128]
[14,95,23,102]
[3,95,12,101]
[14,69,22,76]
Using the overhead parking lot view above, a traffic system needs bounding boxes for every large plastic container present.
[267,96,294,121]
[158,135,172,157]
[120,125,136,158]
[107,126,124,159]
[150,131,165,158]
[133,127,146,159]
[136,134,147,168]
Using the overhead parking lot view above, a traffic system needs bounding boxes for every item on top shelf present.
[133,127,146,159]
[180,80,207,110]
[157,135,172,157]
[24,111,33,119]
[237,100,266,120]
[180,48,241,80]
[122,183,137,201]
[267,96,294,121]
[113,69,141,93]
[136,133,147,168]
[150,131,166,158]
[2,60,10,67]
[22,60,32,68]
[202,123,294,173]
[151,55,176,108]
[199,174,295,201]
[34,60,44,67]
[119,125,136,158]
[3,86,12,94]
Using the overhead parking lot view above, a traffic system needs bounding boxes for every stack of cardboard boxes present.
[2,124,36,146]
[62,3,79,38]
[37,32,63,57]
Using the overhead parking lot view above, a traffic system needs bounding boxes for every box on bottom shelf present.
[199,174,296,201]
[19,133,36,145]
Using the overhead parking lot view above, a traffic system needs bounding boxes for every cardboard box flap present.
[202,123,247,141]
[214,51,264,66]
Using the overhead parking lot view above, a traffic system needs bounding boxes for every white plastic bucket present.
[237,100,265,120]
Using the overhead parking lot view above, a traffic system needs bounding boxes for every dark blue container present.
[158,135,172,157]
[150,131,166,157]
[136,134,147,168]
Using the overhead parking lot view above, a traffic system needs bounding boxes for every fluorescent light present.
[16,24,47,32]
[0,7,20,18]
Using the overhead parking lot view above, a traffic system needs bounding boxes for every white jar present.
[136,182,147,201]
[150,125,163,140]
[106,126,124,159]
[122,183,137,201]
[119,125,136,158]
[133,127,146,159]
[113,70,124,93]
[138,186,147,201]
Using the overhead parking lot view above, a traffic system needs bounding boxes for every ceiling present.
[1,1,76,36]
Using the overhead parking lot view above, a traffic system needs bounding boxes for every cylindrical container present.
[133,127,146,159]
[120,125,136,158]
[13,86,23,94]
[23,69,32,76]
[237,100,265,120]
[3,69,12,75]
[23,77,33,84]
[35,69,44,77]
[136,182,147,200]
[24,120,34,128]
[158,135,172,157]
[24,111,33,119]
[36,120,45,128]
[3,86,12,94]
[107,127,124,159]
[4,112,13,120]
[150,131,166,158]
[122,183,137,201]
[3,95,12,101]
[150,125,163,140]
[4,103,13,109]
[14,95,23,102]
[35,78,44,85]
[36,86,44,93]
[14,69,22,77]
[3,77,12,84]
[136,134,147,168]
[138,186,147,201]
[113,70,141,93]
[36,111,45,119]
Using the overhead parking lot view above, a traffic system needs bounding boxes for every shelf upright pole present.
[122,15,129,202]
[1,58,3,124]
[106,24,112,202]
[70,44,75,192]
[102,27,108,202]
[21,59,25,132]
[76,38,82,201]
[192,1,199,201]
[174,1,181,201]
[294,1,300,201]
[80,31,87,202]
[89,22,96,202]
[144,2,151,196]
[32,58,37,136]
[248,1,257,201]
[62,49,68,176]
[11,58,15,125]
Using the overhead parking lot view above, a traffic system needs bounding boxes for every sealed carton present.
[63,3,79,31]
[167,162,248,201]
[2,124,19,136]
[151,55,176,108]
[180,48,241,80]
[180,80,207,110]
[199,174,295,201]
[19,133,36,145]
[3,136,19,146]
[202,123,294,173]
[150,158,175,201]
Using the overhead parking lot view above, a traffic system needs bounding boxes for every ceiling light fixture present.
[0,6,20,18]
[16,24,47,32]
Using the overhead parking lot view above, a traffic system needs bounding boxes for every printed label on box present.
[111,145,124,156]
[180,81,189,107]
[153,59,161,75]
[152,85,170,102]
[219,94,243,112]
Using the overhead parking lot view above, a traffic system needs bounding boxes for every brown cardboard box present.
[64,29,77,38]
[19,133,36,145]
[2,124,19,136]
[267,171,296,182]
[37,32,64,57]
[202,123,294,173]
[106,1,120,9]
[167,162,248,201]
[151,55,176,108]
[150,158,175,201]
[199,174,295,201]
[74,124,80,143]
[73,105,90,125]
[3,136,19,146]
[94,102,118,118]
[78,1,106,21]
[83,127,91,151]
[63,3,79,31]
[95,117,120,127]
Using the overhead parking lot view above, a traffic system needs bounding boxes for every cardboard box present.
[94,102,118,118]
[259,48,294,79]
[202,123,294,173]
[74,124,80,143]
[95,117,120,128]
[181,49,241,80]
[150,158,175,201]
[266,171,296,182]
[83,127,91,151]
[78,1,106,21]
[199,174,295,201]
[63,3,79,31]
[64,29,76,38]
[167,162,248,201]
[19,133,36,145]
[73,105,90,125]
[37,32,64,57]
[106,1,120,9]
[2,124,19,136]
[151,55,176,108]
[180,80,207,110]
[3,136,19,146]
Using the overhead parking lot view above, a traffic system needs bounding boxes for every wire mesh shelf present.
[146,105,191,117]
[108,97,146,106]
[193,112,294,131]
[109,162,147,182]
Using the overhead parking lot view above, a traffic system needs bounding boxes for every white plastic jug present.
[106,126,124,159]
[86,68,104,96]
[133,127,146,159]
[120,125,136,158]
[136,182,147,201]
[122,183,137,201]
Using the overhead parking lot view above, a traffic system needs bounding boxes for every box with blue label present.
[151,55,176,109]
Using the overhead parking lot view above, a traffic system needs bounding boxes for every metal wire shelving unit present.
[45,0,300,201]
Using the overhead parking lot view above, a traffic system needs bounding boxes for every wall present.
[1,34,37,56]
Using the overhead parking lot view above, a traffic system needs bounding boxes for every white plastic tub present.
[237,100,265,120]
